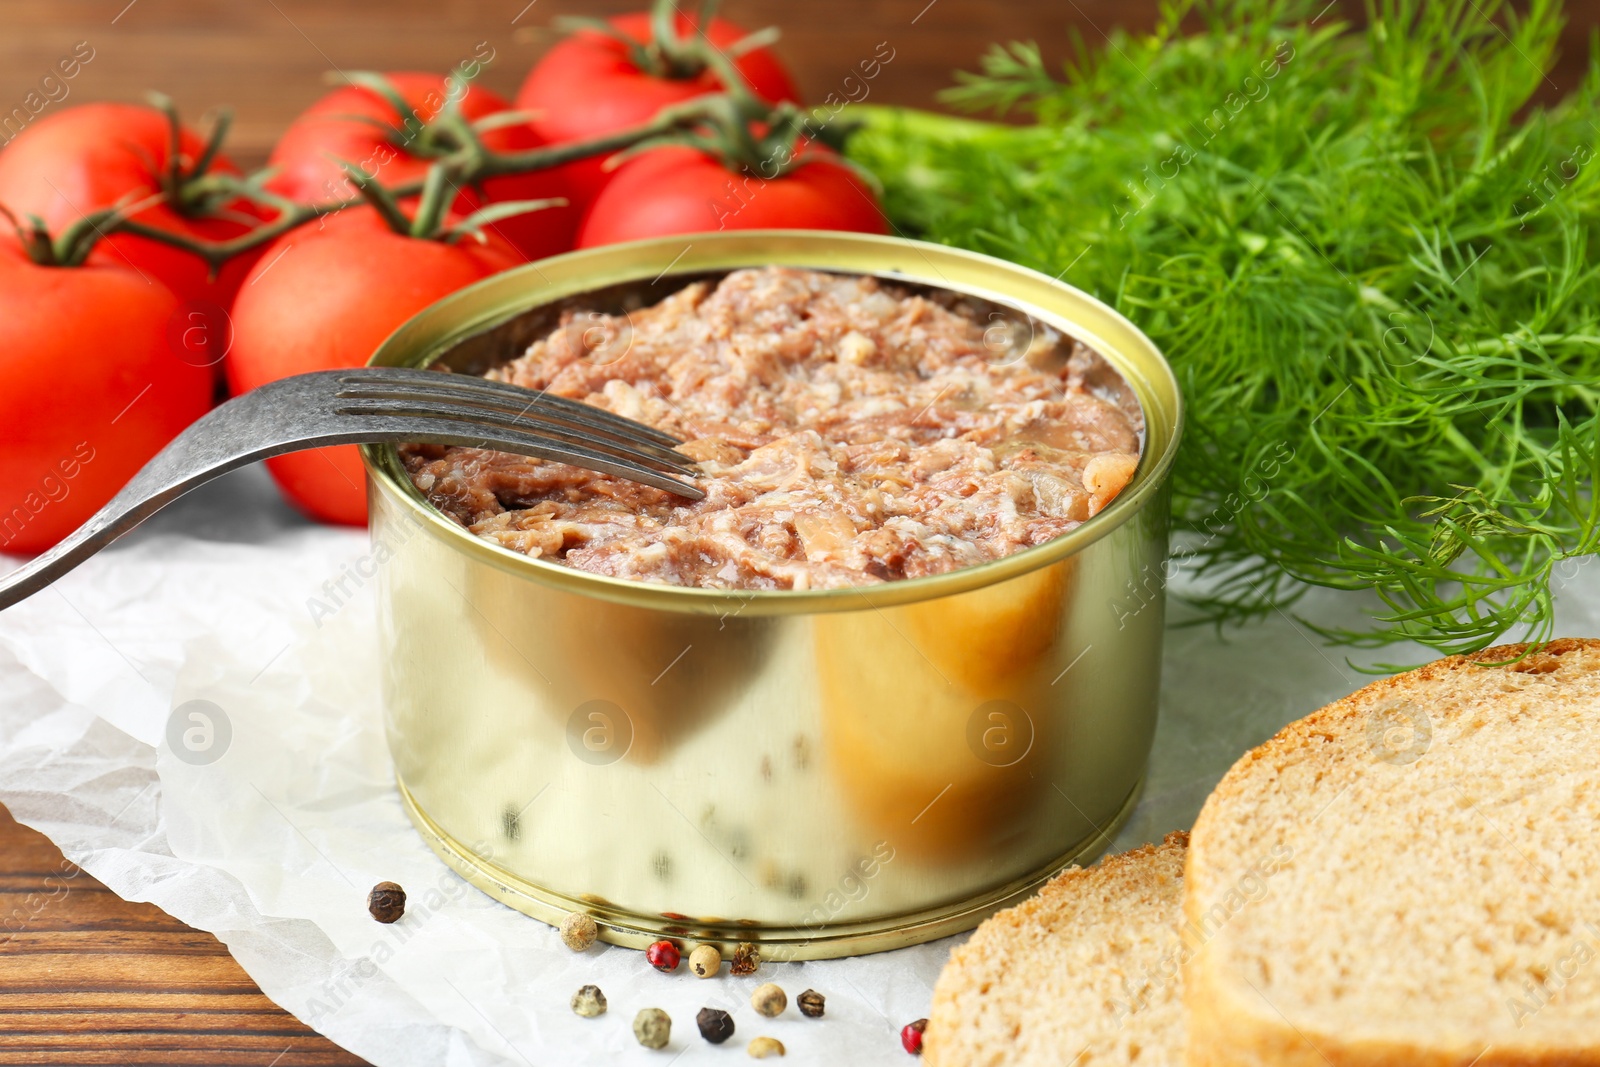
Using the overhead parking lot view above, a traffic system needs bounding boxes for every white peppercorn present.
[689,944,722,978]
[750,982,786,1018]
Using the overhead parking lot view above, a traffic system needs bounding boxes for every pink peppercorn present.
[646,939,681,972]
[901,1018,928,1055]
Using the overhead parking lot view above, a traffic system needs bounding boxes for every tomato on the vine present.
[0,242,213,556]
[268,72,575,263]
[577,144,889,246]
[227,207,523,526]
[0,102,261,370]
[517,9,799,207]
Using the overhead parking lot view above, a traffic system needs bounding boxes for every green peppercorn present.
[634,1007,671,1050]
[570,985,606,1018]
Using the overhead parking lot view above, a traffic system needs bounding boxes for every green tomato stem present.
[843,104,1011,141]
[103,93,758,271]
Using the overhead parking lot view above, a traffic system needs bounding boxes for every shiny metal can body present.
[361,231,1182,959]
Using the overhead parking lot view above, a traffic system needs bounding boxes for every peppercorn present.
[559,912,598,951]
[646,940,681,972]
[750,982,786,1017]
[366,881,405,924]
[570,984,607,1018]
[730,941,759,976]
[748,1036,786,1058]
[696,1006,735,1044]
[634,1007,671,1049]
[689,944,721,978]
[901,1019,928,1055]
[797,989,825,1018]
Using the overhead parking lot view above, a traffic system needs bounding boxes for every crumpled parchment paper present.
[3,466,1596,1065]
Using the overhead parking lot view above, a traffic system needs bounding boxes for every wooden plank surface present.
[2,2,1596,168]
[1,0,1163,169]
[0,804,365,1066]
[1,2,1597,1064]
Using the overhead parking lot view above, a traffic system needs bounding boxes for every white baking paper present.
[2,465,1596,1066]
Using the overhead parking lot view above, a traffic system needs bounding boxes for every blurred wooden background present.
[1,1,1599,1063]
[2,1,1598,168]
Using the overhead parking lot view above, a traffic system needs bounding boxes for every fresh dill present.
[846,0,1600,656]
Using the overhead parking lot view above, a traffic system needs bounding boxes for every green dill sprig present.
[847,0,1600,657]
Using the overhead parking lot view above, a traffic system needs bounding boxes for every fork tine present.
[341,368,685,447]
[350,412,705,499]
[339,398,701,476]
[337,375,694,469]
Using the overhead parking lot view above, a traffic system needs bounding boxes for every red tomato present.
[268,73,575,264]
[0,103,261,371]
[577,145,889,246]
[227,208,522,525]
[517,12,799,207]
[0,243,213,555]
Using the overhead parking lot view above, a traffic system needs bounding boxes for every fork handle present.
[1,369,697,611]
[0,374,409,611]
[0,396,289,611]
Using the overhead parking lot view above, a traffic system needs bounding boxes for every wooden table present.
[1,2,1596,1063]
[0,806,363,1066]
[3,1,1594,168]
[2,0,1172,170]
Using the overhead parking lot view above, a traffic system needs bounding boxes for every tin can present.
[361,231,1182,959]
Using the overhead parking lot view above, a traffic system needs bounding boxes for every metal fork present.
[0,367,703,610]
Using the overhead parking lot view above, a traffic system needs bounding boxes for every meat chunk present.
[401,268,1143,590]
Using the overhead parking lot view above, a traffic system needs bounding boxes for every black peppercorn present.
[696,1006,735,1044]
[367,881,406,924]
[797,989,825,1018]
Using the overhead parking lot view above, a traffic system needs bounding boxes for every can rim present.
[361,230,1183,616]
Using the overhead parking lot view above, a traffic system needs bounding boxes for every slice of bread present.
[925,831,1190,1067]
[1184,638,1600,1067]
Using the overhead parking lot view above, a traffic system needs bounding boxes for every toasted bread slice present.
[1184,638,1600,1067]
[926,832,1190,1067]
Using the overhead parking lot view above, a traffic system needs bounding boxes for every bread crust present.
[1184,638,1600,1067]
